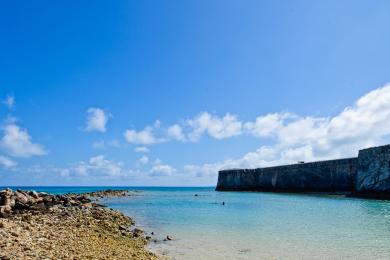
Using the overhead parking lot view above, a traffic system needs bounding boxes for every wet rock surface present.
[0,188,159,260]
[68,189,135,198]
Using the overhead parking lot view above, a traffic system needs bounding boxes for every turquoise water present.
[4,187,390,259]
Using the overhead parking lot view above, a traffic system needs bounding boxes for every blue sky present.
[1,0,390,186]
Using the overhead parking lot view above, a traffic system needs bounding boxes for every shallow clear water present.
[5,186,390,259]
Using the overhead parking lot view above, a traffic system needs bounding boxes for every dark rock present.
[28,191,39,199]
[119,225,127,231]
[14,191,29,204]
[356,145,390,193]
[132,228,144,237]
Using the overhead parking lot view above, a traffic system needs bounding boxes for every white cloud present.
[187,112,242,141]
[73,155,123,177]
[60,169,70,177]
[134,146,150,153]
[167,124,185,141]
[14,83,386,184]
[2,95,15,109]
[92,139,122,149]
[150,160,176,176]
[183,163,221,178]
[124,126,159,145]
[138,155,149,164]
[183,84,390,178]
[0,155,17,168]
[244,113,292,137]
[85,107,109,132]
[108,139,121,148]
[1,124,47,158]
[154,120,162,128]
[92,140,105,149]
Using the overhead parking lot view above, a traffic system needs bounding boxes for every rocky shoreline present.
[0,188,159,260]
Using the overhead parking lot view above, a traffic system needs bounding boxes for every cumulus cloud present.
[244,113,292,137]
[0,155,17,168]
[2,95,15,109]
[186,112,242,141]
[19,83,387,184]
[73,155,123,177]
[123,113,243,144]
[150,160,176,176]
[124,126,159,145]
[138,155,149,165]
[134,146,150,153]
[1,124,47,158]
[183,84,390,178]
[85,107,109,132]
[167,124,185,141]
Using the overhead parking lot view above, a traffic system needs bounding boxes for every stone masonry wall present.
[216,158,358,192]
[216,144,390,196]
[356,144,390,193]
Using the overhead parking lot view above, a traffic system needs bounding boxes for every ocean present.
[4,186,390,260]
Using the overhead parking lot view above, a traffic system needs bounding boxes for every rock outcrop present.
[0,189,158,259]
[0,188,92,217]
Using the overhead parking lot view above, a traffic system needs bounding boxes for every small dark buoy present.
[194,194,198,196]
[222,202,225,205]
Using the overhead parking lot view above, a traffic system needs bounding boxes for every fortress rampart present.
[216,144,390,197]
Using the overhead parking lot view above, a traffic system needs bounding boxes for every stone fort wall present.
[216,144,390,195]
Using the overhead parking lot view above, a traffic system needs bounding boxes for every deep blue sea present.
[4,186,390,260]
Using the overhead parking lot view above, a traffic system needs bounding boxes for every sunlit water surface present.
[7,186,390,260]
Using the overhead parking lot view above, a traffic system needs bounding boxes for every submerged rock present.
[132,228,144,237]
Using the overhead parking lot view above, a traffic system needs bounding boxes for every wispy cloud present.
[0,155,17,168]
[138,155,149,165]
[134,146,150,153]
[2,95,15,109]
[92,140,105,149]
